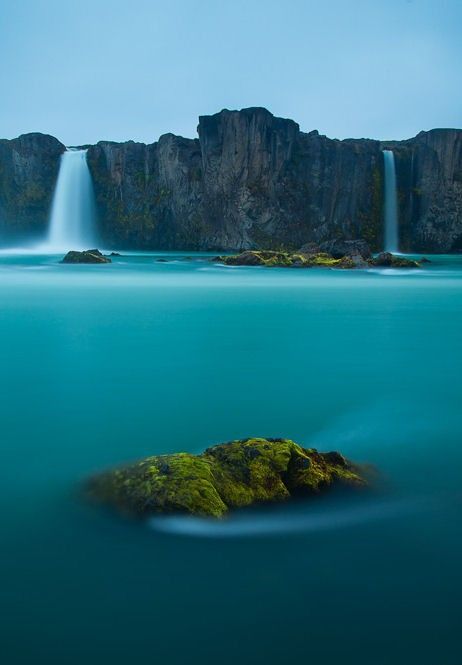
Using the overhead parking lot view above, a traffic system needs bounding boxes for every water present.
[44,149,97,252]
[383,149,399,252]
[1,253,462,665]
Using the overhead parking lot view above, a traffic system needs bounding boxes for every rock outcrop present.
[61,249,111,264]
[383,129,462,252]
[216,249,421,269]
[1,109,461,252]
[0,133,65,242]
[86,437,368,518]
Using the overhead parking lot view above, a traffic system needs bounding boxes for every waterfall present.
[382,149,399,253]
[45,149,97,252]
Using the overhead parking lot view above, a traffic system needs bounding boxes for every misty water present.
[383,150,399,253]
[44,149,97,252]
[1,253,462,665]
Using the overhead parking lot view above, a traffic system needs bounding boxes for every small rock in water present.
[85,437,369,519]
[370,252,420,268]
[61,249,111,264]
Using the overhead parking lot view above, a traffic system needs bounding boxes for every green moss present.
[217,250,352,269]
[86,438,368,519]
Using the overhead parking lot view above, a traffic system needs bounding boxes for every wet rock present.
[318,238,372,260]
[86,438,368,519]
[61,249,111,264]
[370,252,421,268]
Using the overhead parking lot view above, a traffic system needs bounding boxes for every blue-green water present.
[1,253,461,664]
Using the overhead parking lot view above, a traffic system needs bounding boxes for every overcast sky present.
[1,0,461,145]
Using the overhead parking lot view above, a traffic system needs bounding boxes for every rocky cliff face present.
[0,109,461,252]
[0,133,65,242]
[384,129,462,251]
[87,108,383,250]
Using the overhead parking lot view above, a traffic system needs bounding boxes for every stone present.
[85,438,369,519]
[369,252,421,268]
[61,249,111,264]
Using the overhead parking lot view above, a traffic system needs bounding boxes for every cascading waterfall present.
[45,148,97,252]
[382,149,399,253]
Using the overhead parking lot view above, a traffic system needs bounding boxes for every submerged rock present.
[86,437,368,518]
[61,249,111,264]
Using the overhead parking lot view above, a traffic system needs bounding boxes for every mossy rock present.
[86,438,368,518]
[215,250,350,268]
[369,252,421,268]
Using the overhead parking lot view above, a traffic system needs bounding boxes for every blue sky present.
[1,0,461,144]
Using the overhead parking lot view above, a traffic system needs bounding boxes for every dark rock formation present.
[216,249,355,268]
[61,249,111,264]
[383,129,462,252]
[0,133,65,242]
[86,437,368,518]
[1,109,461,252]
[317,238,372,259]
[85,109,383,251]
[369,252,420,268]
[215,249,421,269]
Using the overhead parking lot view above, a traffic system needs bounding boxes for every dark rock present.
[369,252,420,268]
[318,238,372,259]
[0,133,65,244]
[217,250,357,269]
[109,252,121,256]
[1,110,461,253]
[61,249,111,264]
[85,437,368,518]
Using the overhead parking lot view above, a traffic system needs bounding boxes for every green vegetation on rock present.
[215,250,355,268]
[215,248,422,270]
[86,438,368,518]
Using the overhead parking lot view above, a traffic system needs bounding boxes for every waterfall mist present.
[45,149,97,252]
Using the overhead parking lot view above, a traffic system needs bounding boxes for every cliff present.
[0,133,65,242]
[383,129,462,251]
[86,108,383,251]
[0,109,461,252]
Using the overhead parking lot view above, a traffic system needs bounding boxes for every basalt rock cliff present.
[0,108,461,252]
[0,133,65,242]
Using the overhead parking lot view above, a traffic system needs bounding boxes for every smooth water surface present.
[1,253,461,664]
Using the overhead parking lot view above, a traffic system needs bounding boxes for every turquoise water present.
[1,253,462,664]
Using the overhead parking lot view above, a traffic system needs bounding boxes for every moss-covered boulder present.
[215,250,356,268]
[216,249,422,270]
[86,438,368,518]
[61,249,111,264]
[369,252,420,268]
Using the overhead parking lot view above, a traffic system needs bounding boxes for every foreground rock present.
[215,249,421,269]
[86,438,368,518]
[61,249,111,264]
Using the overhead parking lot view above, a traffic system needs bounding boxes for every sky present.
[1,0,461,145]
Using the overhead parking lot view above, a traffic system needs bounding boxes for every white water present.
[43,149,97,252]
[383,149,399,252]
